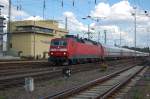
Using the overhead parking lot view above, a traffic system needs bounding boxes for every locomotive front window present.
[51,41,59,46]
[51,40,67,46]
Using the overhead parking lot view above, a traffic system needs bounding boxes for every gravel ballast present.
[0,61,140,99]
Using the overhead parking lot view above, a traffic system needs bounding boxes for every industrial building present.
[0,5,6,54]
[9,20,68,59]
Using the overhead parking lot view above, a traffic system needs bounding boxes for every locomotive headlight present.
[50,52,53,55]
[63,52,66,55]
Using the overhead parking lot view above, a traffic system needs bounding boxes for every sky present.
[1,0,150,47]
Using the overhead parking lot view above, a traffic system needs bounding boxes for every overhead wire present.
[12,0,101,19]
[11,0,101,32]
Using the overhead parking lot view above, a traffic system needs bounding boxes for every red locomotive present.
[48,35,106,65]
[48,35,149,65]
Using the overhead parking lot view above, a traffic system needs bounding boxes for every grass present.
[132,84,150,99]
[100,64,108,72]
[133,89,142,99]
[143,74,150,81]
[0,96,6,99]
[48,79,65,86]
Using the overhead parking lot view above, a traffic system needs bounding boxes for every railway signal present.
[62,67,71,79]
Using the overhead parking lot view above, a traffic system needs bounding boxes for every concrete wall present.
[11,33,32,57]
[30,33,53,58]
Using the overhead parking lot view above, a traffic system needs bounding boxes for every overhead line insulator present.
[73,0,75,7]
[95,0,97,4]
[61,0,64,8]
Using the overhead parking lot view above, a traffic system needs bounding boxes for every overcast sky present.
[1,0,150,47]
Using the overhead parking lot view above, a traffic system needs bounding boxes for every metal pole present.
[87,24,90,39]
[134,7,137,50]
[104,30,106,44]
[119,28,123,57]
[98,31,100,43]
[0,6,3,52]
[119,28,121,47]
[65,17,68,30]
[33,19,35,59]
[7,0,11,51]
[43,0,45,20]
[114,40,117,46]
[134,7,137,57]
[88,24,90,39]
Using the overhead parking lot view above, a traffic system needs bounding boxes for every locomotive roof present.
[65,35,102,46]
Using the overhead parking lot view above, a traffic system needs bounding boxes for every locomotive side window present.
[51,40,67,46]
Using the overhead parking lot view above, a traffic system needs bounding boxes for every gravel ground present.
[122,66,150,99]
[0,62,137,99]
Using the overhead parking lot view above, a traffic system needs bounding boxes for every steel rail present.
[97,66,145,99]
[44,65,137,99]
[0,60,135,89]
[0,63,102,89]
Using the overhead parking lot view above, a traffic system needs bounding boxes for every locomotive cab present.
[49,38,69,65]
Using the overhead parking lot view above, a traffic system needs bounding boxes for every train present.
[48,35,149,65]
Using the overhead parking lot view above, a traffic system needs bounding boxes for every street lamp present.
[131,8,150,57]
[145,11,150,56]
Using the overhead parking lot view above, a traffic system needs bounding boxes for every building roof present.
[10,20,69,35]
[0,5,4,8]
[0,16,5,20]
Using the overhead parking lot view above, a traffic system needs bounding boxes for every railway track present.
[0,59,138,90]
[0,59,47,62]
[0,59,132,69]
[0,59,133,75]
[0,61,49,70]
[45,65,146,99]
